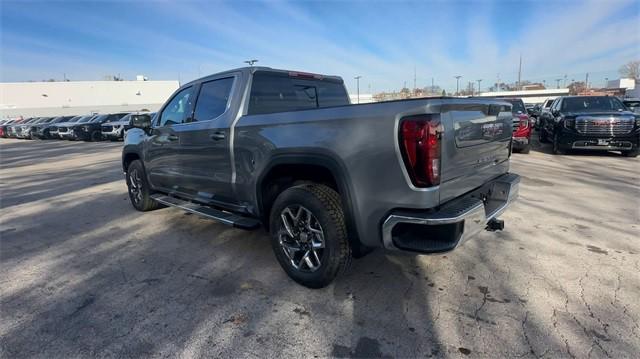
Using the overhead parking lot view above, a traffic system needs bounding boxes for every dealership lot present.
[0,139,638,357]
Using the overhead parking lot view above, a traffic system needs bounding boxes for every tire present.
[552,132,563,155]
[269,184,352,288]
[126,160,160,212]
[622,148,639,158]
[90,131,102,142]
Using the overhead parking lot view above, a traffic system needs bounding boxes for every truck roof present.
[184,66,344,87]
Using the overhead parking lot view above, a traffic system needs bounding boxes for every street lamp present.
[354,76,362,104]
[244,59,258,67]
[454,75,462,95]
[476,79,482,95]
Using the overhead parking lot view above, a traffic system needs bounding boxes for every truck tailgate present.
[439,103,513,204]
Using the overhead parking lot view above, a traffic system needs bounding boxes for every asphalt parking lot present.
[1,138,639,358]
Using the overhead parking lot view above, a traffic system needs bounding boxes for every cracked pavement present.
[1,138,639,358]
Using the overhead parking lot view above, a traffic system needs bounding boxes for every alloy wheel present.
[278,205,325,272]
[128,169,143,204]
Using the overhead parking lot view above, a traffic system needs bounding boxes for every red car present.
[503,98,532,154]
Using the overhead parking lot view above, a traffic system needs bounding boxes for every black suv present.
[71,113,129,141]
[539,96,639,157]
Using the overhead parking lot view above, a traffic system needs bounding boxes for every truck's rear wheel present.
[126,160,160,212]
[269,184,351,288]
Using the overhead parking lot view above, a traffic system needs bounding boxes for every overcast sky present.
[1,0,638,93]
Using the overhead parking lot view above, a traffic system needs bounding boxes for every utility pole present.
[412,65,417,93]
[244,59,258,67]
[476,79,482,94]
[585,73,589,89]
[517,54,522,90]
[454,75,462,95]
[354,76,362,104]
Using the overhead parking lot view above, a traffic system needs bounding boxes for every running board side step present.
[150,194,261,229]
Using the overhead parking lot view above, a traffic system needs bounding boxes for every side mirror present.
[130,114,152,132]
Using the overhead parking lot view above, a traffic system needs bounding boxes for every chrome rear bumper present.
[381,173,520,253]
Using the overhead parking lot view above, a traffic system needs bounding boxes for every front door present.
[145,85,195,190]
[172,76,237,206]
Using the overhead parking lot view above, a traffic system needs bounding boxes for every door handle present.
[210,132,226,141]
[167,134,179,141]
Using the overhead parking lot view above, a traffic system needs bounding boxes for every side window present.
[192,77,234,122]
[552,99,561,112]
[158,86,194,127]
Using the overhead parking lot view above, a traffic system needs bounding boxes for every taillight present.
[399,115,442,187]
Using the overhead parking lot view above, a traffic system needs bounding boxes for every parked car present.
[58,115,96,140]
[622,98,640,114]
[70,113,129,141]
[536,98,556,129]
[102,112,152,141]
[10,117,39,138]
[33,116,76,139]
[19,117,52,139]
[123,67,520,288]
[0,119,17,138]
[50,116,82,139]
[502,98,532,154]
[539,96,639,157]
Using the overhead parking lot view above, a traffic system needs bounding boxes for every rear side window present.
[248,71,349,115]
[192,77,234,122]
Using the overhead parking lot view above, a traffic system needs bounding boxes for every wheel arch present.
[256,152,363,252]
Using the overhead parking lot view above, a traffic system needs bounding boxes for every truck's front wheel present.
[269,184,352,288]
[126,160,160,212]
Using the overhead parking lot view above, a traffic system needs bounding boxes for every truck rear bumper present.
[381,173,520,254]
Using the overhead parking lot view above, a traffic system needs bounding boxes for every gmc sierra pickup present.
[123,67,520,288]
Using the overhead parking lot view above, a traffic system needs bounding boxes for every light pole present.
[244,59,258,67]
[454,75,462,95]
[354,76,362,104]
[476,79,482,95]
[555,78,562,89]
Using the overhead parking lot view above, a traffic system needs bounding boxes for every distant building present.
[0,78,179,118]
[477,88,570,104]
[349,94,375,104]
[606,78,639,98]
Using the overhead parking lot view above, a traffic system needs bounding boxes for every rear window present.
[248,71,349,115]
[503,99,526,114]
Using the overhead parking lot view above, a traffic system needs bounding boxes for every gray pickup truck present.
[123,67,520,288]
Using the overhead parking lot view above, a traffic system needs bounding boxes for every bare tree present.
[619,60,640,80]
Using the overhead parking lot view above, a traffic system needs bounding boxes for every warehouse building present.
[0,77,179,119]
[477,88,570,104]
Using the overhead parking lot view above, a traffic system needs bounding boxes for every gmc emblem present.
[592,120,614,126]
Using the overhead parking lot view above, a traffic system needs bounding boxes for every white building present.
[0,79,180,118]
[606,78,639,98]
[477,88,570,104]
[349,94,375,104]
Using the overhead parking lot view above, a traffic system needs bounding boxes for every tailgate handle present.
[210,132,226,141]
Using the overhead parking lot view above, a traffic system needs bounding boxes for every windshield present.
[119,114,132,122]
[504,99,526,114]
[91,114,109,123]
[77,116,94,123]
[561,97,626,113]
